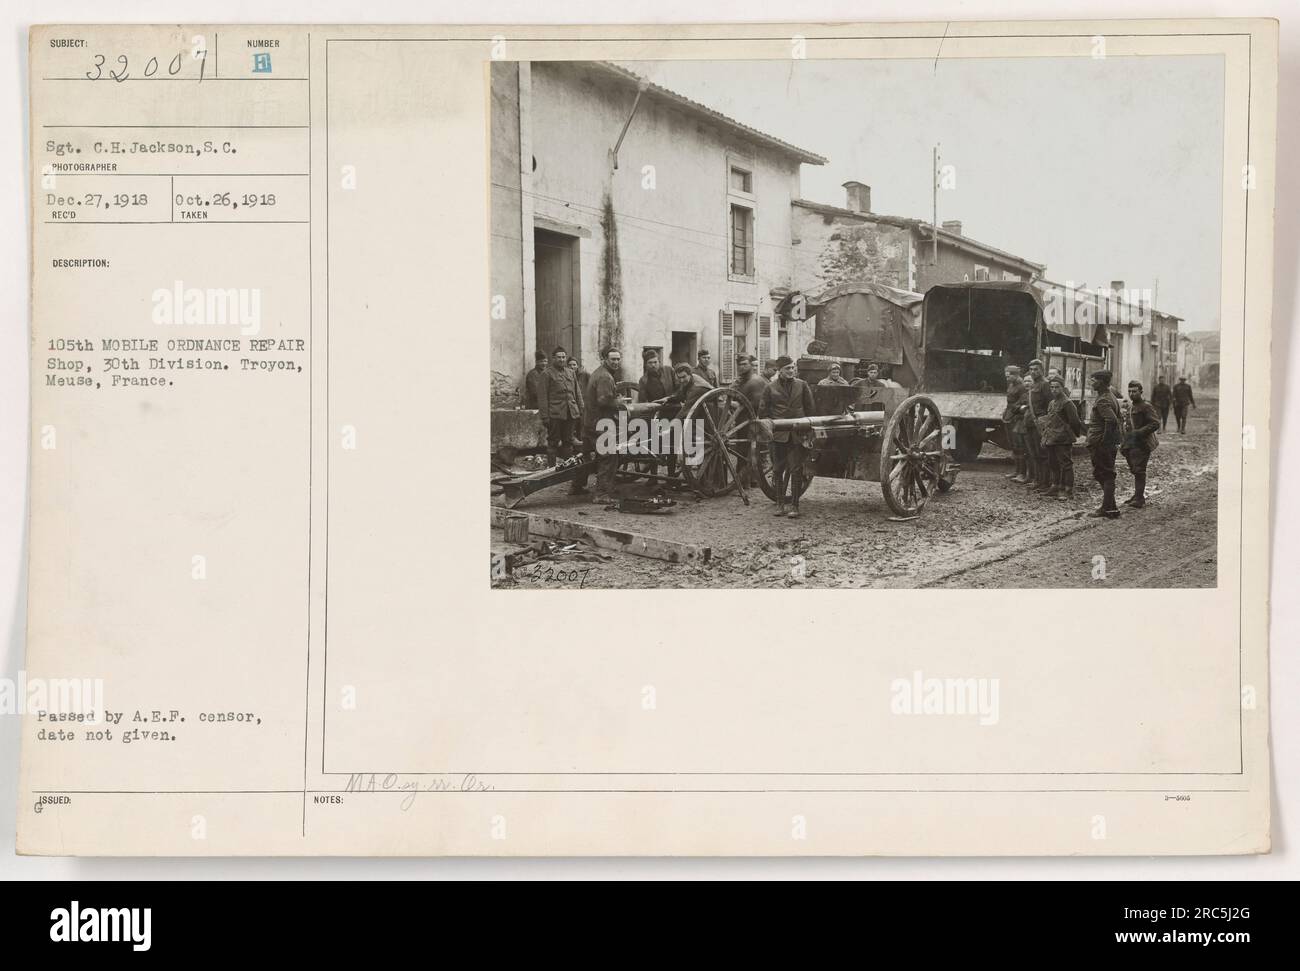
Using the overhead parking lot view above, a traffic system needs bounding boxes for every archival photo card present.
[19,20,1274,856]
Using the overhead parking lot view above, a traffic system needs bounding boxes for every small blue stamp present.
[252,52,272,74]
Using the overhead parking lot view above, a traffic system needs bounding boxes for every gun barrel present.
[769,409,884,432]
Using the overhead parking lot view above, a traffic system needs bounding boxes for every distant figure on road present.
[1172,377,1196,434]
[1122,380,1160,509]
[1151,378,1173,430]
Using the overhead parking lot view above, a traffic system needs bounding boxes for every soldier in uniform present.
[1025,359,1054,492]
[542,347,583,477]
[1151,377,1173,430]
[1086,369,1123,518]
[637,349,674,403]
[632,350,675,477]
[669,361,713,411]
[818,362,849,386]
[576,347,627,503]
[1002,365,1027,482]
[851,361,885,387]
[760,355,816,519]
[523,350,548,411]
[731,355,768,410]
[1172,376,1196,434]
[566,356,587,441]
[1017,372,1039,489]
[728,356,768,488]
[1041,376,1085,500]
[1121,380,1160,509]
[693,349,719,388]
[568,355,589,389]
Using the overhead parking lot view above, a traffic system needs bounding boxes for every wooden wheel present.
[750,432,816,503]
[681,387,757,497]
[880,394,946,517]
[613,380,661,478]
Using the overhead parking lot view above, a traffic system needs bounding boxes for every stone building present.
[791,184,1045,297]
[491,61,827,394]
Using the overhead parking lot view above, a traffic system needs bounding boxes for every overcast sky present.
[618,55,1224,327]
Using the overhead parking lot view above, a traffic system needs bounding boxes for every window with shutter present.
[729,205,753,278]
[757,314,772,370]
[719,310,735,383]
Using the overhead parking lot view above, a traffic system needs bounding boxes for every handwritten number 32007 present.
[85,52,203,82]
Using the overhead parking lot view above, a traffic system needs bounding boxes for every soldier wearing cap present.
[637,348,674,403]
[818,363,849,386]
[1002,365,1028,482]
[760,355,816,519]
[851,361,884,387]
[1024,359,1053,492]
[1172,376,1196,434]
[694,349,719,389]
[566,356,588,433]
[1086,369,1123,518]
[1017,372,1039,489]
[1041,375,1085,500]
[1151,377,1173,430]
[575,347,627,502]
[523,350,549,411]
[1122,380,1160,509]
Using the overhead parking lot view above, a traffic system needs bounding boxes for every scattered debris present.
[604,494,677,515]
[512,539,612,568]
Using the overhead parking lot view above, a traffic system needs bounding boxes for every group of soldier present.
[522,346,615,500]
[523,345,1187,521]
[1002,359,1169,519]
[523,344,884,514]
[1149,376,1199,434]
[522,345,763,504]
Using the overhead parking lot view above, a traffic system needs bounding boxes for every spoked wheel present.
[751,434,816,502]
[682,387,757,497]
[880,394,946,517]
[614,381,660,479]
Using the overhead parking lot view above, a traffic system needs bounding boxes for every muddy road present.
[495,397,1220,590]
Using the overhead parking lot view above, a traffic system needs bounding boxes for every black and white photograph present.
[1,5,1286,885]
[490,56,1223,588]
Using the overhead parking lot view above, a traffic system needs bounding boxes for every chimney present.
[842,181,871,214]
[941,219,963,236]
[1110,280,1125,295]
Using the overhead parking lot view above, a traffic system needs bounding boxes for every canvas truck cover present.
[803,282,926,379]
[922,281,1045,354]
